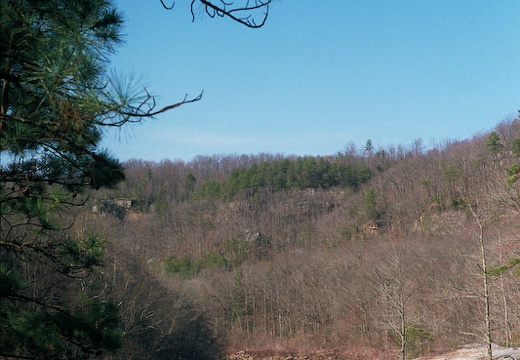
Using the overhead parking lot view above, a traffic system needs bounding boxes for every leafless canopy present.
[161,0,272,28]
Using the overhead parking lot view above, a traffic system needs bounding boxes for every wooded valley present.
[79,118,520,359]
[2,1,517,358]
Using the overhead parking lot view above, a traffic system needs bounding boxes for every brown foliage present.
[90,118,520,358]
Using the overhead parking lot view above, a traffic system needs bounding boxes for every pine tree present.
[486,131,503,155]
[0,0,195,357]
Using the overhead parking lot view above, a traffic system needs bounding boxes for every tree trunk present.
[469,205,492,360]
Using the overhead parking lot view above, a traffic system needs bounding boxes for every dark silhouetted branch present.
[121,90,203,118]
[161,0,271,28]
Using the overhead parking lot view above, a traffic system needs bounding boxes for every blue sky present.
[103,1,520,162]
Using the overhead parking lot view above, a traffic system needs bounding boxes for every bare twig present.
[122,91,203,118]
[160,0,271,28]
[160,0,175,10]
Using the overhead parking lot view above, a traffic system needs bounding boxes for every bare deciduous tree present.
[467,203,493,360]
[374,243,415,360]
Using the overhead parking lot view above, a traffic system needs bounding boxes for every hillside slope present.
[85,118,520,359]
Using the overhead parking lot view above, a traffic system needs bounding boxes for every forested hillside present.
[78,118,520,359]
[5,1,517,359]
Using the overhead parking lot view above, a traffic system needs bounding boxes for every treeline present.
[193,156,371,200]
[85,118,520,359]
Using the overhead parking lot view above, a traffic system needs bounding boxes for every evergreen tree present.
[364,139,374,154]
[512,138,520,157]
[0,0,197,357]
[486,131,503,155]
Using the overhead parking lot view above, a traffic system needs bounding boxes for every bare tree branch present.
[160,0,175,10]
[120,90,203,118]
[161,0,271,28]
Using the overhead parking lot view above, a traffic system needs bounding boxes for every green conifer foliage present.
[0,0,170,357]
[486,131,503,155]
[208,157,371,200]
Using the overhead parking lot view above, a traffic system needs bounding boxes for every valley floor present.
[225,344,520,360]
[225,348,388,360]
[415,343,520,360]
